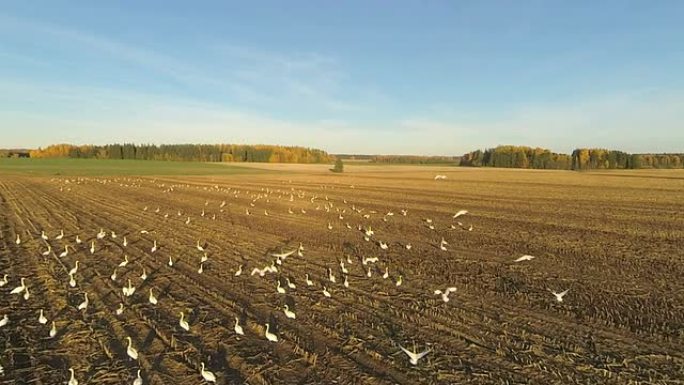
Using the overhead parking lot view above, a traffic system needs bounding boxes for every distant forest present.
[336,154,459,164]
[4,144,682,170]
[369,155,459,164]
[24,143,332,163]
[460,146,684,170]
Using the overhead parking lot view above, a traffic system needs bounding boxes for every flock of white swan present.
[0,176,570,384]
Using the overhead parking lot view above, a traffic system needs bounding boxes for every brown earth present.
[0,167,683,384]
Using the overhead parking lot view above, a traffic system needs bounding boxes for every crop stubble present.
[0,168,682,384]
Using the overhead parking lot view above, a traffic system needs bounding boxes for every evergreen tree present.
[332,158,344,173]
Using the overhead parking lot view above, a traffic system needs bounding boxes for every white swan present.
[133,369,143,385]
[179,311,190,331]
[123,279,135,297]
[69,260,79,276]
[67,367,78,385]
[149,288,158,305]
[398,344,430,365]
[126,336,138,360]
[439,238,448,251]
[234,316,244,335]
[264,323,278,342]
[362,257,378,265]
[515,255,535,262]
[283,304,296,319]
[49,320,57,338]
[271,249,296,259]
[550,289,570,302]
[340,261,348,274]
[200,362,216,383]
[10,277,26,294]
[77,293,89,310]
[434,287,457,302]
[276,280,286,294]
[119,255,129,268]
[453,209,468,219]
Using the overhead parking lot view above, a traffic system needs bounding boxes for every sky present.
[1,1,683,155]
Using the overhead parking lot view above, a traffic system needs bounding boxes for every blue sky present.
[1,1,683,155]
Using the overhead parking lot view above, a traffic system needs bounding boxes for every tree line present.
[460,146,573,169]
[27,143,333,163]
[369,155,459,165]
[0,149,30,158]
[570,149,684,170]
[12,143,684,169]
[460,146,684,170]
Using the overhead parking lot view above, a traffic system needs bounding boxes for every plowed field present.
[1,166,683,384]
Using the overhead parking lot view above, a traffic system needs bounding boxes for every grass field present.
[0,163,683,384]
[0,158,266,176]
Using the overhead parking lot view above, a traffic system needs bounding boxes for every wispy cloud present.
[0,15,220,88]
[212,43,381,113]
[0,76,391,152]
[398,89,684,154]
[1,15,680,155]
[0,78,340,147]
[216,44,337,73]
[0,15,382,116]
[2,76,682,155]
[0,51,49,67]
